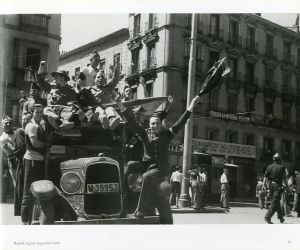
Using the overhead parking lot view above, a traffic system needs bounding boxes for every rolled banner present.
[197,57,230,97]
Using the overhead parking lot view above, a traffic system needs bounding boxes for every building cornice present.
[3,23,61,41]
[59,28,129,60]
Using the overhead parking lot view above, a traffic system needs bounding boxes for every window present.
[265,101,274,116]
[208,90,218,110]
[186,14,192,27]
[229,19,239,43]
[229,58,238,79]
[245,96,255,112]
[263,137,274,154]
[282,104,291,126]
[265,33,274,57]
[246,26,255,50]
[227,93,237,113]
[99,59,106,71]
[20,14,49,32]
[244,134,255,146]
[210,14,220,36]
[133,14,141,37]
[25,47,41,70]
[282,140,291,160]
[283,40,291,62]
[147,45,156,68]
[146,82,153,97]
[131,50,140,75]
[148,13,157,30]
[193,125,198,138]
[113,53,121,69]
[209,51,219,68]
[282,73,291,91]
[207,128,218,140]
[245,63,254,84]
[265,68,274,87]
[226,131,238,143]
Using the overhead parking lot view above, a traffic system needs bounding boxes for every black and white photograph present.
[1,1,300,249]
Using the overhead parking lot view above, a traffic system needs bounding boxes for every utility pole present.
[178,13,198,208]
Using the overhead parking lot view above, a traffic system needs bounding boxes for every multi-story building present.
[58,28,129,89]
[126,13,300,200]
[0,14,61,126]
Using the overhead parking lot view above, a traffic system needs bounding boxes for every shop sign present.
[210,110,251,123]
[192,139,256,159]
[169,139,256,159]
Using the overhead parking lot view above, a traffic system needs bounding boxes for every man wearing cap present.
[21,104,47,224]
[82,50,100,87]
[220,168,230,213]
[22,82,46,116]
[36,64,78,130]
[115,94,201,224]
[263,153,291,224]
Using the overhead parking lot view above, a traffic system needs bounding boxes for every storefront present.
[169,138,257,200]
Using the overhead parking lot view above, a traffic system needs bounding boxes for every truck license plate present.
[87,183,119,193]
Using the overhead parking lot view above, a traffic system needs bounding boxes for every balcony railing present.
[142,57,157,71]
[245,39,258,52]
[208,26,224,40]
[264,80,277,91]
[282,52,294,65]
[20,14,49,32]
[265,46,277,59]
[228,32,243,47]
[144,16,158,32]
[127,64,140,76]
[282,84,294,95]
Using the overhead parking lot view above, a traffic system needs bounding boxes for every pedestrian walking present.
[263,153,291,224]
[169,165,183,208]
[256,176,266,209]
[220,168,230,213]
[292,170,299,212]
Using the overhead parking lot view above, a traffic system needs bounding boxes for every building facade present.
[0,14,61,126]
[126,13,300,200]
[58,28,129,89]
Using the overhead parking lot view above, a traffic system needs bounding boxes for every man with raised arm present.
[115,94,200,224]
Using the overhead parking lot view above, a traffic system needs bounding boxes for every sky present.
[59,13,299,52]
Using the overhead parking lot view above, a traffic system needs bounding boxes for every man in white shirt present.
[21,104,47,224]
[198,167,207,209]
[0,115,17,187]
[169,166,183,208]
[220,168,230,213]
[82,50,100,87]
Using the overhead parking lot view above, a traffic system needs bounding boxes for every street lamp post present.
[178,13,198,208]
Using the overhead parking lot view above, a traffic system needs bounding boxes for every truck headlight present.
[60,172,82,194]
[127,173,143,192]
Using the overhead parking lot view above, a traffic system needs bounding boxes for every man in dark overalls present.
[263,153,291,224]
[115,94,200,224]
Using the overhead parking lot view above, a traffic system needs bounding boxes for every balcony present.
[142,57,157,71]
[263,80,277,99]
[281,84,295,103]
[127,64,140,78]
[282,53,294,67]
[13,67,37,88]
[20,14,49,33]
[244,39,258,53]
[265,46,277,60]
[228,32,243,47]
[208,26,224,41]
